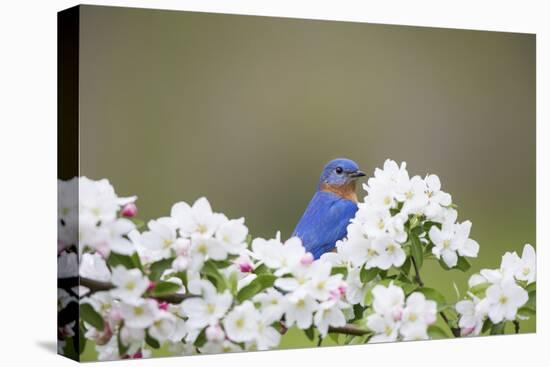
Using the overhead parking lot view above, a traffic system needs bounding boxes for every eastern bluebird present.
[293,158,366,259]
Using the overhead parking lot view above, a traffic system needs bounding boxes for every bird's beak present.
[349,170,366,178]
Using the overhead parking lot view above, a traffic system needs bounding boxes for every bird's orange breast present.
[320,182,358,202]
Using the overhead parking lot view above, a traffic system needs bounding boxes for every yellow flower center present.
[499,295,508,305]
[197,243,208,255]
[125,281,136,291]
[163,238,173,249]
[207,303,216,314]
[235,318,245,329]
[133,306,144,316]
[197,224,208,234]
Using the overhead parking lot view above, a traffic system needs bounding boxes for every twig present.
[410,257,424,287]
[79,277,196,304]
[79,277,373,337]
[513,320,520,334]
[328,324,370,336]
[439,311,460,337]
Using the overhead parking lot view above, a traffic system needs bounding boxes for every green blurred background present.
[78,5,535,359]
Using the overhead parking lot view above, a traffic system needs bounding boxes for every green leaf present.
[360,266,378,283]
[209,259,232,269]
[400,257,411,277]
[418,287,447,310]
[149,257,175,281]
[401,282,418,295]
[173,271,188,289]
[470,282,490,298]
[79,321,87,355]
[202,260,227,292]
[517,306,536,319]
[526,290,536,309]
[117,327,129,356]
[481,318,493,334]
[428,325,449,339]
[410,234,423,270]
[228,270,239,295]
[236,274,276,302]
[194,328,207,348]
[328,332,340,343]
[145,331,160,349]
[63,337,78,360]
[456,257,471,272]
[304,327,315,341]
[525,282,536,293]
[130,218,145,229]
[107,252,141,270]
[363,284,375,306]
[331,266,348,277]
[150,281,181,297]
[253,263,270,275]
[490,322,505,335]
[80,303,104,331]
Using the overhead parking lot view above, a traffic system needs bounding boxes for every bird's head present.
[317,158,366,191]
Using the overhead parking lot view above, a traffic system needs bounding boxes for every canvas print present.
[57,5,536,362]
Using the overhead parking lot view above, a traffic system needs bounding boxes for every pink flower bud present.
[158,302,169,311]
[300,253,314,266]
[338,283,348,295]
[205,325,225,342]
[108,308,123,322]
[132,351,143,359]
[329,289,341,301]
[425,312,437,325]
[121,203,138,218]
[96,323,113,345]
[392,308,403,322]
[147,281,156,291]
[461,326,475,337]
[238,262,253,273]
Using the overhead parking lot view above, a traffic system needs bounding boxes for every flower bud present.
[158,302,169,311]
[238,262,253,273]
[300,252,314,266]
[205,325,225,342]
[147,281,156,291]
[121,203,138,218]
[461,326,475,337]
[392,307,403,322]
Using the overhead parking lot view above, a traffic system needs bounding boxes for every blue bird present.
[293,158,366,259]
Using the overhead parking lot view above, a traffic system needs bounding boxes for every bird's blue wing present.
[292,191,358,259]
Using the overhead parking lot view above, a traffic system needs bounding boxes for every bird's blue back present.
[292,191,358,259]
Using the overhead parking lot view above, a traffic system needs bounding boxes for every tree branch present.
[410,257,424,287]
[439,311,460,337]
[79,278,373,337]
[328,324,371,336]
[79,277,197,304]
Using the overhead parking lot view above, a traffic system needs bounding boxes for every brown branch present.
[328,324,371,336]
[439,311,460,337]
[79,277,196,304]
[410,257,424,287]
[80,277,373,337]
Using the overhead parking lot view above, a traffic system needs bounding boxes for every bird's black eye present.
[335,167,343,174]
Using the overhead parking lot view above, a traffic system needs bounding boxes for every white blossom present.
[110,266,149,303]
[181,279,232,329]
